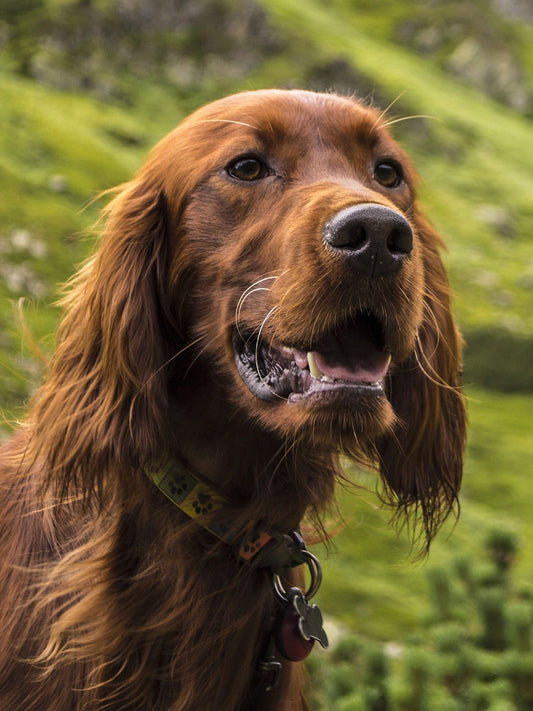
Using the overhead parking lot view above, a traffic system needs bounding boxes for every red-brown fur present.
[0,90,466,710]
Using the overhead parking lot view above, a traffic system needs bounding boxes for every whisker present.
[181,333,222,382]
[195,118,258,130]
[382,114,441,129]
[129,334,225,438]
[371,90,408,130]
[254,305,289,402]
[235,275,279,340]
[422,303,442,356]
[235,289,271,340]
[255,305,279,364]
[264,435,301,491]
[140,336,205,391]
[413,335,460,393]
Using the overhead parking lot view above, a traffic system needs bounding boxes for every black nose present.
[323,203,413,276]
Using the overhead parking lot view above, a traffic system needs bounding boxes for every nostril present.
[325,221,367,250]
[343,224,367,250]
[387,225,413,256]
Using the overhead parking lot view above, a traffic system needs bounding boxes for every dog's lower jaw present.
[229,361,394,448]
[233,312,392,403]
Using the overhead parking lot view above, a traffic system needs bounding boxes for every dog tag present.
[274,588,328,661]
[275,606,314,662]
[289,588,329,649]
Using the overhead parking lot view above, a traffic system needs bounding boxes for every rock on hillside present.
[491,0,533,24]
[395,0,533,115]
[3,0,283,98]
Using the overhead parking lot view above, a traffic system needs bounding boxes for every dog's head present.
[37,90,466,538]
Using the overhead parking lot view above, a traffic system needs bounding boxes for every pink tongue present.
[311,324,390,384]
[312,349,390,383]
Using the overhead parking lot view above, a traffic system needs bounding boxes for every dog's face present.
[38,89,464,535]
[152,90,430,445]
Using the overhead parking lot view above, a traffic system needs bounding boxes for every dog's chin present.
[232,314,398,441]
[275,391,395,445]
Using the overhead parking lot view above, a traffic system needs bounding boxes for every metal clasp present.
[272,548,323,601]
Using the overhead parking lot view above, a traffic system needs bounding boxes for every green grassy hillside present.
[1,0,532,651]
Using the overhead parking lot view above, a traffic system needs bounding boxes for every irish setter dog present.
[0,90,466,710]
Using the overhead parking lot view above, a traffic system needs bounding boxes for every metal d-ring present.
[273,549,323,602]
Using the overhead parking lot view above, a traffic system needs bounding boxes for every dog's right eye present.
[226,156,269,181]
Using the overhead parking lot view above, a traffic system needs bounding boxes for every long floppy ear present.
[30,178,181,499]
[377,214,467,545]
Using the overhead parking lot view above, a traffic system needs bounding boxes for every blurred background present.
[0,0,532,708]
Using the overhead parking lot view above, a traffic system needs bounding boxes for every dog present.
[0,89,466,710]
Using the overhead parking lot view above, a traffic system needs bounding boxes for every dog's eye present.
[374,162,403,188]
[226,157,269,181]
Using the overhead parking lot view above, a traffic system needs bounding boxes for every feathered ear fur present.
[29,179,179,499]
[377,214,467,544]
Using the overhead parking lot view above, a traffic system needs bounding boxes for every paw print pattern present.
[150,464,229,540]
[239,530,273,562]
[191,492,213,515]
[180,483,224,521]
[160,470,196,504]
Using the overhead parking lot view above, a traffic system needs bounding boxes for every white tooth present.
[281,346,293,358]
[321,374,334,383]
[307,352,322,379]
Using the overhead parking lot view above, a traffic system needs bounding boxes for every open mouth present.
[233,314,392,403]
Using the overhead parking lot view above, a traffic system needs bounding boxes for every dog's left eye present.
[374,161,403,188]
[226,156,270,181]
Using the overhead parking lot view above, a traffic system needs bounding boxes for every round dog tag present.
[274,606,315,662]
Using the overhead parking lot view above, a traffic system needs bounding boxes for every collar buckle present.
[237,528,306,570]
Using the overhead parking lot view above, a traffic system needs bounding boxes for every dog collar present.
[146,459,308,570]
[146,459,329,688]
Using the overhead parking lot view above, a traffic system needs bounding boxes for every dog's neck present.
[166,371,337,532]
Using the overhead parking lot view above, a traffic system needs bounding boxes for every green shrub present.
[464,330,533,393]
[312,528,533,710]
[506,602,532,653]
[337,694,367,711]
[0,0,44,23]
